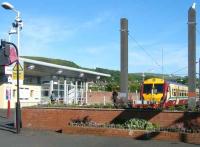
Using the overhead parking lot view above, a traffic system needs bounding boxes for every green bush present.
[124,118,159,130]
[168,106,176,111]
[176,105,187,111]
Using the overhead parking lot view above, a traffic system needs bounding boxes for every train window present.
[143,84,152,94]
[171,89,174,96]
[170,88,173,96]
[173,89,176,96]
[13,89,16,98]
[30,90,34,97]
[154,84,163,93]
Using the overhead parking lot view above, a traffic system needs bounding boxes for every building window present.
[13,89,16,98]
[30,90,34,97]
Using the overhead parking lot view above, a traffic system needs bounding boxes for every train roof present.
[143,77,187,87]
[143,78,164,84]
[166,80,187,86]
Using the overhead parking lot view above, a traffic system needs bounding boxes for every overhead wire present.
[171,60,200,76]
[128,28,200,76]
[171,66,188,75]
[171,27,200,76]
[128,33,161,68]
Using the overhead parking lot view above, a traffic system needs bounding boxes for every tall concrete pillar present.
[188,3,196,109]
[120,18,128,101]
[199,58,200,101]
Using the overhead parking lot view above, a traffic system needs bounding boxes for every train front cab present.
[133,78,167,108]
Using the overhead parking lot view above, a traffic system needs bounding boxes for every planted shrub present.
[175,105,187,111]
[124,118,159,130]
[168,106,176,111]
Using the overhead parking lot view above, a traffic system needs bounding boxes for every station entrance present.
[0,57,110,109]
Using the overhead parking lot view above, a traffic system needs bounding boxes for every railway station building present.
[0,57,110,108]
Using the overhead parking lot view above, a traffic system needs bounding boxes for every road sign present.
[13,63,23,71]
[12,62,24,82]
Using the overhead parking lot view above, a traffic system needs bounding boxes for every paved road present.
[0,128,198,147]
[0,109,15,133]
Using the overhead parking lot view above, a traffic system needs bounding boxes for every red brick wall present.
[87,91,139,104]
[22,108,200,131]
[22,108,200,144]
[87,92,112,104]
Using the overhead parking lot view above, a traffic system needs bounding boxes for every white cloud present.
[80,17,105,29]
[77,12,111,30]
[23,17,73,44]
[20,14,110,56]
[83,42,118,55]
[128,41,188,74]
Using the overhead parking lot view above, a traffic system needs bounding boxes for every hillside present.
[21,56,187,91]
[22,56,81,68]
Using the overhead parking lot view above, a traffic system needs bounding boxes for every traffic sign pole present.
[0,41,21,133]
[16,60,21,133]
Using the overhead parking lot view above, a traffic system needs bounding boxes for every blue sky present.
[0,0,199,75]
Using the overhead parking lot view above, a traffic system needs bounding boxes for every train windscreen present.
[143,84,163,94]
[154,84,163,93]
[143,84,152,94]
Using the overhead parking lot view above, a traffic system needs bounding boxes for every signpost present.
[0,40,20,133]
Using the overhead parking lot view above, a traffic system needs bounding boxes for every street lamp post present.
[2,2,23,51]
[8,27,17,42]
[2,2,23,134]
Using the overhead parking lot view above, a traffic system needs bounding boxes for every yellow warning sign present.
[13,63,23,71]
[12,63,24,80]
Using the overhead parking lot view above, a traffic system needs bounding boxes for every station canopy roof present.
[20,57,111,81]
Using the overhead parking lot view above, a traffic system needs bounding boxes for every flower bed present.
[69,118,200,134]
[70,118,159,130]
[62,125,200,144]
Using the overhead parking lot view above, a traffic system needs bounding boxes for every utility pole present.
[199,58,200,101]
[142,72,145,82]
[120,18,128,101]
[188,3,196,110]
[162,48,164,79]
